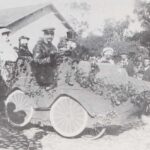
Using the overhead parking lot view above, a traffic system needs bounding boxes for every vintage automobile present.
[3,53,150,139]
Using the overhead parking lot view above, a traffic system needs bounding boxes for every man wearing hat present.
[0,28,18,82]
[99,47,115,64]
[57,30,77,86]
[58,30,76,51]
[18,36,32,57]
[32,27,57,88]
[0,28,11,44]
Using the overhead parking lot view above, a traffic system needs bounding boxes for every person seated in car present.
[58,30,77,86]
[99,47,115,64]
[17,36,32,58]
[32,27,57,90]
[13,36,33,77]
[58,30,77,53]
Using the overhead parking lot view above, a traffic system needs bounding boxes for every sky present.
[0,0,141,34]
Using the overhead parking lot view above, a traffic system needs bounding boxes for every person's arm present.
[33,42,51,64]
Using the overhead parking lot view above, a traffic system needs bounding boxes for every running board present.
[34,107,50,111]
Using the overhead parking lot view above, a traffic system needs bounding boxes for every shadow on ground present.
[0,114,144,149]
[0,115,49,150]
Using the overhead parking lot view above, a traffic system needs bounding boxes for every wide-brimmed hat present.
[0,28,11,35]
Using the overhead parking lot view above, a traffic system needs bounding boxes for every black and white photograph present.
[0,0,150,149]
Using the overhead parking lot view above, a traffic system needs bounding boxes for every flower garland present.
[75,65,150,115]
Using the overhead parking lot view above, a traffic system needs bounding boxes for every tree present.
[102,18,130,45]
[76,33,105,56]
[107,40,140,54]
[67,1,90,36]
[134,0,150,55]
[134,0,150,30]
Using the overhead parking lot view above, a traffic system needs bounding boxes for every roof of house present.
[0,3,74,31]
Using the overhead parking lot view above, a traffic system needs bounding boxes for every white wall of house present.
[10,13,68,52]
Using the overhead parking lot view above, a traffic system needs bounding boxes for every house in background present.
[0,3,75,50]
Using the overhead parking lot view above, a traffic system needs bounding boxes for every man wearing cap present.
[99,47,115,64]
[32,28,57,88]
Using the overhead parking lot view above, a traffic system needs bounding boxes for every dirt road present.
[39,119,150,150]
[1,115,150,150]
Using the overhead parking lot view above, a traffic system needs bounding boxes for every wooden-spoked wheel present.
[50,96,88,137]
[5,90,33,127]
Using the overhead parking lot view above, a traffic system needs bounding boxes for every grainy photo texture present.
[0,0,150,150]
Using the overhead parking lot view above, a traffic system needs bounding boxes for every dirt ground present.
[1,115,150,150]
[34,118,150,150]
[26,117,150,150]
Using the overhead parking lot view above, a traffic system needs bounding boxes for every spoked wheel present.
[82,126,106,140]
[50,96,88,137]
[5,90,33,127]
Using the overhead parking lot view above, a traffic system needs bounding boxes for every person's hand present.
[50,51,57,55]
[13,46,19,53]
[39,57,51,64]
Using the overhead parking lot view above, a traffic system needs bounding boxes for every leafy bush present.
[106,41,140,55]
[75,64,150,114]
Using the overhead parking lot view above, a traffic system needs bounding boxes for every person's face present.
[103,52,113,59]
[121,54,128,65]
[144,59,150,67]
[44,33,54,43]
[20,39,28,46]
[83,54,88,60]
[2,33,9,42]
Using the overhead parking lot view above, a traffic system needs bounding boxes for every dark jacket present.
[32,38,57,86]
[125,60,135,77]
[18,45,32,57]
[33,38,57,64]
[143,67,150,82]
